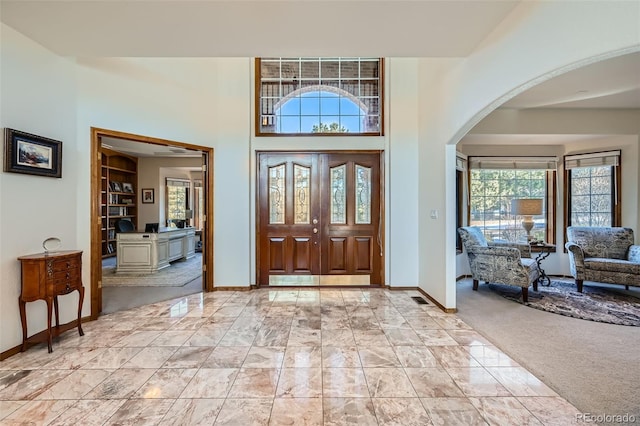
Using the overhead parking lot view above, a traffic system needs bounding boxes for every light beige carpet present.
[102,254,202,287]
[456,278,640,423]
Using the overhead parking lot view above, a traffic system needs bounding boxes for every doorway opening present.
[90,128,214,318]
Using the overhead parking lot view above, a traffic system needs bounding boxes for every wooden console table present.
[18,250,85,353]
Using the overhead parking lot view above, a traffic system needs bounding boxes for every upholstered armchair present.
[565,226,640,292]
[458,226,540,302]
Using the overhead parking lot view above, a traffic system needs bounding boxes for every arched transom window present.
[256,58,383,136]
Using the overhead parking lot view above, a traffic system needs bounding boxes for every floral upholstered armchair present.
[458,226,540,302]
[565,226,640,292]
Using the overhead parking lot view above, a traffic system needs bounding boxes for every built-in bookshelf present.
[101,148,138,258]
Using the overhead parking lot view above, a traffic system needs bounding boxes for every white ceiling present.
[0,0,520,57]
[502,52,640,109]
[3,0,638,152]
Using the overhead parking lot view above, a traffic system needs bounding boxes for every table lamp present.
[512,198,543,242]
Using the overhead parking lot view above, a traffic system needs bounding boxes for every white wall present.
[1,24,78,350]
[386,59,419,287]
[416,58,465,307]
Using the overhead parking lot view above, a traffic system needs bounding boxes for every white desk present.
[116,227,195,274]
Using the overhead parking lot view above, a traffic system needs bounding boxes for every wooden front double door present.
[258,151,384,286]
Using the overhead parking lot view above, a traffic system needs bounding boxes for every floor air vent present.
[411,296,429,305]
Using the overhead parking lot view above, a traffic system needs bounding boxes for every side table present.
[18,250,85,353]
[531,242,555,286]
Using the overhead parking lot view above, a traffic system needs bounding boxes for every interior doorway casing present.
[90,127,214,319]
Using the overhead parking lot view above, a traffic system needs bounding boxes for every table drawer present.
[52,269,79,295]
[51,259,79,272]
[52,269,79,283]
[54,279,79,295]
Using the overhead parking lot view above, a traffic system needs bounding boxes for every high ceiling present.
[2,0,638,153]
[0,0,520,57]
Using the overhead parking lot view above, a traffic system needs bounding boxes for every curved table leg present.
[19,298,27,352]
[77,286,85,336]
[46,297,53,353]
[535,249,553,286]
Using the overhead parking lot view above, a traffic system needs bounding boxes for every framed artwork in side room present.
[4,128,62,178]
[122,182,134,194]
[142,188,154,204]
[110,181,122,192]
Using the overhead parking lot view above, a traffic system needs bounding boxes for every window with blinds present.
[468,156,557,243]
[565,150,621,227]
[255,58,384,136]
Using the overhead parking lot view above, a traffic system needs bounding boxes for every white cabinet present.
[116,227,196,274]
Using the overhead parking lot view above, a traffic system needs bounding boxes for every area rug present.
[102,254,202,287]
[488,281,640,326]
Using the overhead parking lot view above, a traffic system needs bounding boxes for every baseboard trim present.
[1,315,92,361]
[386,285,456,313]
[212,286,253,291]
[416,287,457,313]
[385,286,416,291]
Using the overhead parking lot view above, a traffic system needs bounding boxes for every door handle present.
[313,228,318,234]
[312,218,318,224]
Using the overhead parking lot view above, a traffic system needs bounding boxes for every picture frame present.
[110,181,122,192]
[122,182,134,194]
[4,128,62,178]
[142,188,154,204]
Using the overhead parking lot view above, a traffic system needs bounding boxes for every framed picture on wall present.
[4,128,63,178]
[142,188,154,204]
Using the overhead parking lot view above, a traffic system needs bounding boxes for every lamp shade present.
[512,198,543,216]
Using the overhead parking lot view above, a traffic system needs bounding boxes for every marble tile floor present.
[0,288,581,425]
